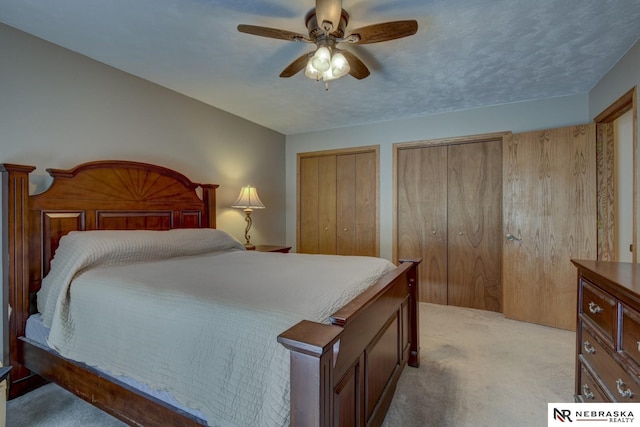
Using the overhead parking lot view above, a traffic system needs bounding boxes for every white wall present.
[285,95,590,259]
[0,23,286,361]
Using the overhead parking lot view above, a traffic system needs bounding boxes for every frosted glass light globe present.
[304,60,321,80]
[330,52,350,78]
[311,46,331,73]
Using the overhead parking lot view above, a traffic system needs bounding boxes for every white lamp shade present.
[311,46,331,72]
[231,186,265,209]
[330,52,350,78]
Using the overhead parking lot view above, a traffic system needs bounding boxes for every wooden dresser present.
[572,259,640,402]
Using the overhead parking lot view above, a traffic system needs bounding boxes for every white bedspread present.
[37,229,396,426]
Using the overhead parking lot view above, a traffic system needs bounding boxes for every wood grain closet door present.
[396,146,448,304]
[337,152,376,256]
[503,125,596,330]
[299,155,336,254]
[318,155,338,254]
[447,141,503,312]
[299,147,379,256]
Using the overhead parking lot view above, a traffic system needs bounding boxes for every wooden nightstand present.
[253,245,291,253]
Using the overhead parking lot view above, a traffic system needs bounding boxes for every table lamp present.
[231,185,265,250]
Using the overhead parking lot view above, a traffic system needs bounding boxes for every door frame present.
[594,87,638,262]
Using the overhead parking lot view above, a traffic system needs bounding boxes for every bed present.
[1,160,420,426]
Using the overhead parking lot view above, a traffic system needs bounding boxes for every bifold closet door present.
[337,152,377,256]
[299,155,337,254]
[447,141,503,312]
[396,140,502,310]
[298,147,379,256]
[396,145,448,304]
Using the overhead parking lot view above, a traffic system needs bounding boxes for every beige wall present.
[0,23,286,359]
[0,23,286,243]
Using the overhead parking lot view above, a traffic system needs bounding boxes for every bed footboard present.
[278,260,420,427]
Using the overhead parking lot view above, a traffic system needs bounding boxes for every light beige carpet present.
[382,303,575,427]
[7,302,575,426]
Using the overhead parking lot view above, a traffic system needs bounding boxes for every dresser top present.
[572,259,640,306]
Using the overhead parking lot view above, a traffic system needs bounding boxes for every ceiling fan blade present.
[237,24,308,42]
[280,53,311,78]
[346,20,418,44]
[341,51,370,79]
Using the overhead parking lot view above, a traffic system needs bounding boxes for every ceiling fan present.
[237,0,418,89]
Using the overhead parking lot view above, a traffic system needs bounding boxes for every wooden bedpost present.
[401,258,421,367]
[0,164,46,398]
[201,184,219,228]
[278,321,343,427]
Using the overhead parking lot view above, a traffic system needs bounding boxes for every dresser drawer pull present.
[637,341,640,352]
[616,379,634,398]
[588,302,603,314]
[582,384,595,399]
[583,341,596,354]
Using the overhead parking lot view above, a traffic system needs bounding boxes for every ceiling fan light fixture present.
[238,3,418,84]
[311,46,331,72]
[304,47,350,88]
[330,52,350,78]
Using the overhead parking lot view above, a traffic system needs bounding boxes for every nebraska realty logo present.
[549,404,640,425]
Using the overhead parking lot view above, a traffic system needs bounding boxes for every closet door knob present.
[458,232,463,236]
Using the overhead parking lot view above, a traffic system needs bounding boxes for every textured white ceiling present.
[2,0,640,135]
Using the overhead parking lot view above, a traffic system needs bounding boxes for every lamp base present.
[244,243,256,250]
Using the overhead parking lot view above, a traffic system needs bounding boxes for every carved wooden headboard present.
[1,160,218,396]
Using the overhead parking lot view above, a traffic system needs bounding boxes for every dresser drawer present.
[581,280,617,341]
[581,326,640,401]
[578,362,610,402]
[621,305,640,368]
